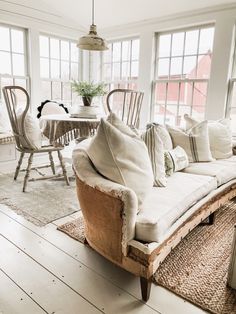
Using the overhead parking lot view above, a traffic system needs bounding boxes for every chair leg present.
[48,152,56,175]
[14,152,24,180]
[200,212,216,225]
[140,277,151,302]
[23,153,34,192]
[57,150,70,186]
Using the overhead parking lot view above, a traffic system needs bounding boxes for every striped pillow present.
[164,146,189,176]
[167,122,214,162]
[141,126,167,187]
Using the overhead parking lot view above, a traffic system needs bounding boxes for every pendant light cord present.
[92,0,95,25]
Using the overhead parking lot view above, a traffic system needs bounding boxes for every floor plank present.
[0,210,159,314]
[0,205,206,314]
[0,234,100,314]
[0,269,47,314]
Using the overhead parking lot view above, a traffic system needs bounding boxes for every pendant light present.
[77,0,108,51]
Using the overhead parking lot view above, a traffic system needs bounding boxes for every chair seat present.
[17,144,64,153]
[135,172,217,243]
[183,157,236,186]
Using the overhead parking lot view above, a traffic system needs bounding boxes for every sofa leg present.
[140,277,151,302]
[200,212,216,225]
[208,212,215,225]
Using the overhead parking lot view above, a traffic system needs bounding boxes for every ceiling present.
[40,0,236,30]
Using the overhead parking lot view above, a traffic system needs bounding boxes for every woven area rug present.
[0,170,79,226]
[58,200,236,314]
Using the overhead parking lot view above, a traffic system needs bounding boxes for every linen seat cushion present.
[135,172,217,243]
[87,118,154,206]
[183,159,236,186]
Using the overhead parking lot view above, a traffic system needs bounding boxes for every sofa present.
[72,115,236,302]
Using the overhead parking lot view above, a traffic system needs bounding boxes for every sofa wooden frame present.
[75,152,236,302]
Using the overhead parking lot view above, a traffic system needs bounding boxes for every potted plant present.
[71,80,107,106]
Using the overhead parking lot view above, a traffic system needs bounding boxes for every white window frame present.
[0,23,29,102]
[151,24,215,124]
[40,33,83,104]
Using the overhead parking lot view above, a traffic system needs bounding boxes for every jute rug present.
[58,200,236,314]
[0,169,79,226]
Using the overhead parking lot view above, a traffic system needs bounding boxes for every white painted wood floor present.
[0,204,207,314]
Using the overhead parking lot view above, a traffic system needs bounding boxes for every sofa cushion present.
[167,122,213,162]
[87,118,154,206]
[147,123,173,150]
[141,126,167,187]
[183,159,236,186]
[164,146,189,176]
[135,172,217,243]
[184,114,232,160]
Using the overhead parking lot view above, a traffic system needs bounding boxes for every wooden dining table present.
[40,114,101,145]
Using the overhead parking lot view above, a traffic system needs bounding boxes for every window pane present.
[153,104,165,124]
[104,63,112,81]
[0,52,11,74]
[50,38,60,59]
[15,78,27,89]
[167,82,179,104]
[199,27,214,54]
[41,81,51,100]
[112,42,121,62]
[192,82,207,107]
[40,36,49,57]
[157,58,169,77]
[131,61,138,78]
[170,57,182,76]
[121,62,130,79]
[71,62,78,80]
[171,32,184,56]
[71,42,78,62]
[184,30,199,55]
[11,29,24,53]
[154,82,167,104]
[62,83,71,102]
[52,81,61,100]
[51,59,60,78]
[131,39,139,60]
[122,41,131,61]
[196,54,212,79]
[166,105,178,126]
[12,54,25,76]
[183,56,197,78]
[112,62,121,80]
[159,34,171,58]
[61,40,69,60]
[40,58,49,78]
[61,61,69,80]
[0,27,10,51]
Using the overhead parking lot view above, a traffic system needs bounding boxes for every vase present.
[82,96,93,106]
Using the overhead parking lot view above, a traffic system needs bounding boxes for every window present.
[40,35,81,105]
[0,24,28,101]
[152,25,215,126]
[102,38,140,91]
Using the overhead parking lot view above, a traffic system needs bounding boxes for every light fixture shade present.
[77,24,108,51]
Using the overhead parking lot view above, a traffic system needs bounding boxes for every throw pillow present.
[184,114,232,159]
[167,122,214,162]
[146,123,173,150]
[87,118,154,206]
[141,126,167,187]
[17,108,42,150]
[164,146,189,176]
